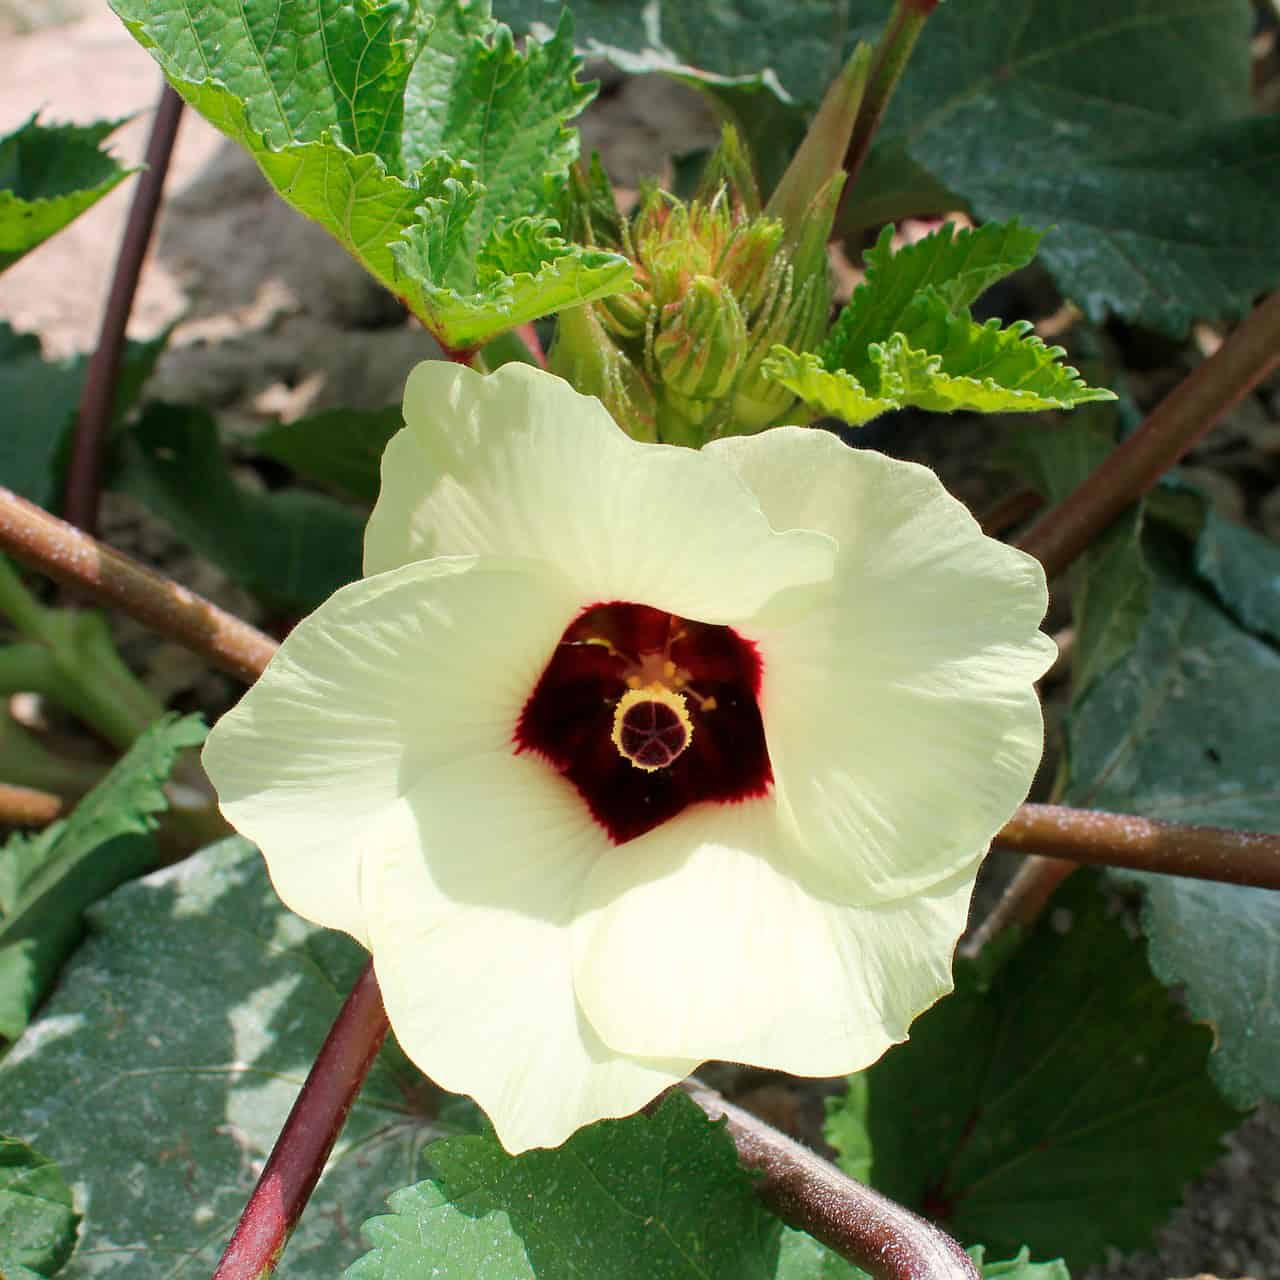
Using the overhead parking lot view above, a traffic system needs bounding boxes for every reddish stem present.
[1019,290,1280,579]
[63,83,184,534]
[213,961,389,1280]
[684,1081,978,1280]
[516,322,549,368]
[438,339,480,366]
[978,487,1043,538]
[0,782,63,826]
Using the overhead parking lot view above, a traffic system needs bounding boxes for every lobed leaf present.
[775,1235,1070,1280]
[111,404,364,615]
[0,1135,79,1279]
[112,0,630,347]
[0,714,205,1042]
[820,222,1044,375]
[1066,527,1280,1109]
[822,875,1240,1269]
[759,346,898,427]
[0,838,442,1277]
[0,115,133,274]
[348,1089,780,1279]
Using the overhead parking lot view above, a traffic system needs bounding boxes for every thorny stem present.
[0,782,62,826]
[840,0,937,203]
[683,1081,979,1280]
[1019,289,1280,579]
[63,83,184,535]
[212,961,389,1280]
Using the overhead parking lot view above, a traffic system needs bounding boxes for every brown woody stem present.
[63,83,184,535]
[0,782,63,826]
[1019,289,1280,579]
[0,486,277,684]
[683,1080,978,1279]
[213,961,389,1280]
[995,804,1280,890]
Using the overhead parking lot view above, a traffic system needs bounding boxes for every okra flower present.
[203,362,1055,1153]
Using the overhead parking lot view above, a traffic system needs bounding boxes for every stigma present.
[611,685,694,771]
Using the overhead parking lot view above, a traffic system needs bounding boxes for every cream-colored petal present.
[202,557,579,944]
[363,752,699,1153]
[710,427,1055,902]
[572,800,977,1074]
[365,362,833,622]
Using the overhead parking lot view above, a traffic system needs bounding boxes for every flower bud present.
[652,275,746,404]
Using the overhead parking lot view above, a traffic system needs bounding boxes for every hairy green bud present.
[652,276,747,403]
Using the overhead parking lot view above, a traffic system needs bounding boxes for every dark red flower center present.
[515,602,772,844]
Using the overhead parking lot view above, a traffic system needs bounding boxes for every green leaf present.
[821,223,1044,373]
[0,837,442,1277]
[112,404,364,614]
[759,346,898,427]
[873,303,1113,415]
[0,115,133,273]
[255,405,405,504]
[0,323,166,510]
[393,208,634,349]
[1065,532,1280,1108]
[823,875,1240,1270]
[775,1235,1071,1280]
[112,0,630,347]
[876,0,1274,333]
[1192,508,1280,646]
[0,714,204,1042]
[1002,402,1151,697]
[348,1091,781,1279]
[0,1136,79,1279]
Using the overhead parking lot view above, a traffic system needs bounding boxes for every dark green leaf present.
[112,404,364,614]
[348,1091,781,1279]
[1066,533,1280,1108]
[878,0,1271,333]
[0,1135,79,1279]
[0,837,441,1277]
[255,405,404,504]
[0,115,133,273]
[0,714,204,1041]
[1192,509,1280,646]
[0,323,165,510]
[1002,403,1151,697]
[823,876,1240,1269]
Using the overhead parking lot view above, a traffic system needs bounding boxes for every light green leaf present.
[112,404,364,614]
[0,115,133,273]
[821,222,1044,373]
[255,405,405,504]
[760,346,898,426]
[874,307,1112,415]
[112,0,629,347]
[0,322,166,511]
[822,875,1240,1269]
[0,1136,79,1279]
[969,1246,1070,1280]
[0,714,205,1041]
[0,837,443,1277]
[394,210,634,349]
[348,1091,781,1279]
[1066,533,1280,1108]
